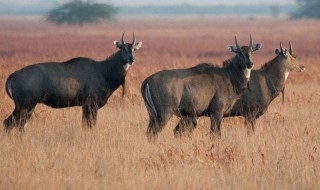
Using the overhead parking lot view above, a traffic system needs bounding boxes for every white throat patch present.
[123,64,130,71]
[285,71,289,81]
[243,68,252,79]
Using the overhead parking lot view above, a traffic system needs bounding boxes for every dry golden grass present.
[0,16,319,189]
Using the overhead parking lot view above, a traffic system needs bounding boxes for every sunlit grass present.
[0,16,319,189]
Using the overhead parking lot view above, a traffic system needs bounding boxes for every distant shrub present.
[46,0,117,25]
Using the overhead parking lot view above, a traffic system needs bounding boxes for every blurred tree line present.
[291,0,320,19]
[46,0,117,25]
[44,0,320,25]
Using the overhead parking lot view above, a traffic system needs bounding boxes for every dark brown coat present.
[141,36,261,141]
[223,42,304,132]
[175,42,304,135]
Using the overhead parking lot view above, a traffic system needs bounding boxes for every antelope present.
[4,32,142,132]
[141,35,261,141]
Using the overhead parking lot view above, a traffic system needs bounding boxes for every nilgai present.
[4,32,142,131]
[141,35,262,141]
[175,42,304,135]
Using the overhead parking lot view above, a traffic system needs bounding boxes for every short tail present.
[144,83,157,119]
[5,76,13,99]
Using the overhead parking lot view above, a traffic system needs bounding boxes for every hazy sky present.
[2,0,294,6]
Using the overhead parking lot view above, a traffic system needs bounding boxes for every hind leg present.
[146,110,173,142]
[4,110,17,132]
[4,106,35,132]
[173,117,198,137]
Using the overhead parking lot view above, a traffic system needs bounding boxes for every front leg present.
[209,99,224,138]
[173,117,198,137]
[245,116,256,135]
[82,104,98,128]
[210,112,223,138]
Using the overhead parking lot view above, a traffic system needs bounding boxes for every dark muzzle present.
[247,62,253,69]
[129,58,135,65]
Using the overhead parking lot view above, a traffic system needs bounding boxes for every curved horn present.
[235,35,240,50]
[249,34,253,48]
[132,32,136,45]
[280,41,283,52]
[289,41,293,54]
[121,32,125,44]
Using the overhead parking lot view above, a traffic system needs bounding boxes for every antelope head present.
[275,42,304,80]
[228,34,262,79]
[114,32,143,71]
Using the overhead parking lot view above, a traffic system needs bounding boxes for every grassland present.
[0,16,319,189]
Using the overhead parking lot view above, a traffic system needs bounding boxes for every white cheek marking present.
[243,68,252,79]
[123,64,130,71]
[285,71,289,81]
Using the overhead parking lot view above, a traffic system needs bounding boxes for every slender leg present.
[210,113,223,138]
[252,118,256,133]
[4,109,18,132]
[173,118,186,136]
[173,117,197,136]
[146,117,157,142]
[146,110,173,142]
[4,105,35,132]
[18,107,35,131]
[245,116,256,135]
[82,104,98,128]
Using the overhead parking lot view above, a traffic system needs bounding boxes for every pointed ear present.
[252,43,262,52]
[113,41,121,48]
[227,45,237,53]
[275,49,280,55]
[134,41,143,50]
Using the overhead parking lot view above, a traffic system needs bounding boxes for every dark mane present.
[221,55,248,94]
[63,51,121,67]
[65,57,94,64]
[189,63,217,69]
[222,56,237,68]
[105,51,121,62]
[260,54,280,70]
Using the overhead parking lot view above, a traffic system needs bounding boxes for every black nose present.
[248,62,253,69]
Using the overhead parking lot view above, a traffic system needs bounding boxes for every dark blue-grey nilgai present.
[4,32,142,132]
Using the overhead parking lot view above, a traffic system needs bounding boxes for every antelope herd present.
[3,32,304,142]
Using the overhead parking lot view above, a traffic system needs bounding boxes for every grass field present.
[0,16,319,189]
